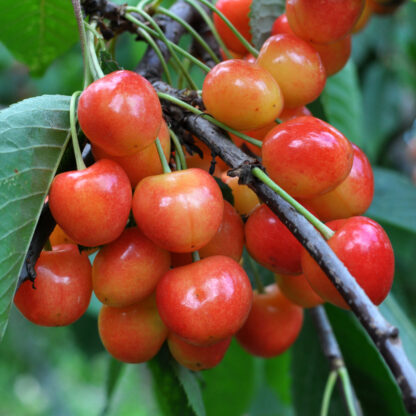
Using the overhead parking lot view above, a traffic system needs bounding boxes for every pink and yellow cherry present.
[92,227,171,307]
[49,159,132,247]
[133,168,223,253]
[236,284,303,357]
[98,295,168,363]
[286,0,364,44]
[301,144,374,222]
[245,204,304,275]
[92,119,171,188]
[301,217,395,309]
[78,70,162,157]
[14,244,92,326]
[202,59,284,131]
[262,116,353,199]
[168,333,232,371]
[275,273,324,308]
[256,34,326,109]
[156,255,253,346]
[213,0,253,54]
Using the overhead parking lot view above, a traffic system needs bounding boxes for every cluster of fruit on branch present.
[14,0,405,374]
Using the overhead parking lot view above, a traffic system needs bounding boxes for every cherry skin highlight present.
[48,159,132,247]
[301,217,395,309]
[156,255,253,346]
[236,284,303,358]
[133,168,224,253]
[262,116,353,199]
[202,59,284,131]
[78,70,162,156]
[14,244,92,326]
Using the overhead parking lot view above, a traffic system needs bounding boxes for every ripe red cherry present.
[301,217,395,309]
[301,143,374,222]
[256,34,326,109]
[133,168,223,253]
[262,116,353,199]
[236,284,303,357]
[98,295,168,363]
[49,159,132,247]
[92,227,171,307]
[213,0,253,54]
[78,70,162,156]
[14,244,92,326]
[286,0,364,44]
[156,255,253,346]
[167,333,231,371]
[202,59,284,131]
[91,119,171,188]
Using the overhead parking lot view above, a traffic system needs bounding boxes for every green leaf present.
[0,94,71,341]
[99,51,123,75]
[214,176,234,206]
[100,358,126,416]
[366,167,416,234]
[249,0,285,50]
[321,60,364,148]
[0,0,78,75]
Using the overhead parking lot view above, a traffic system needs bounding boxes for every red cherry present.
[133,168,224,253]
[156,255,253,346]
[301,217,395,309]
[78,70,162,156]
[262,116,353,199]
[167,333,231,371]
[236,284,303,357]
[49,159,132,247]
[14,244,92,326]
[92,227,171,307]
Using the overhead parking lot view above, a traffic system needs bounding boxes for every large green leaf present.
[367,167,416,234]
[321,60,364,148]
[249,0,285,49]
[0,0,78,75]
[100,358,126,416]
[0,94,71,340]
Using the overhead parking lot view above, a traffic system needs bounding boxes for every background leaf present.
[0,94,71,340]
[0,0,79,75]
[100,358,125,416]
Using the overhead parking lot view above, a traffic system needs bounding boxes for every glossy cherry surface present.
[78,70,162,156]
[14,244,92,326]
[156,255,253,346]
[49,159,132,247]
[301,217,395,309]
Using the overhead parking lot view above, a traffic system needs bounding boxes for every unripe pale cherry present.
[262,116,353,199]
[202,59,284,131]
[78,70,162,156]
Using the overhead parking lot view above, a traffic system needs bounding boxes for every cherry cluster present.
[14,0,400,370]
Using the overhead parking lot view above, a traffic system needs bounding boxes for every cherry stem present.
[247,255,265,294]
[192,251,200,262]
[155,137,171,173]
[70,91,87,171]
[251,167,335,240]
[156,92,263,148]
[338,367,359,416]
[169,128,187,170]
[85,24,105,79]
[321,370,338,416]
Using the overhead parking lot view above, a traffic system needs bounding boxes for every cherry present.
[301,217,395,309]
[156,255,253,346]
[256,34,326,109]
[213,0,253,54]
[49,159,132,247]
[236,284,303,358]
[91,119,171,188]
[98,295,168,363]
[230,122,276,156]
[167,333,231,371]
[275,273,324,308]
[132,168,224,253]
[14,244,92,326]
[286,0,364,44]
[202,59,284,131]
[262,116,353,199]
[78,70,162,156]
[92,227,171,307]
[301,143,374,222]
[368,0,405,14]
[353,0,373,32]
